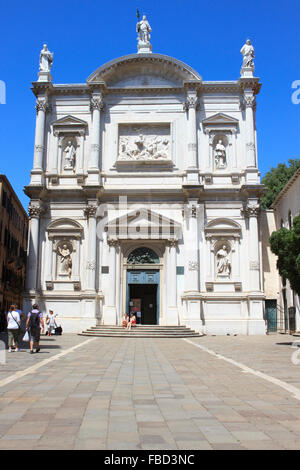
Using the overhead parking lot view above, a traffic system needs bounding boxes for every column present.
[26,205,42,292]
[185,90,199,182]
[31,97,49,184]
[244,201,266,334]
[166,240,179,325]
[184,200,200,293]
[76,131,85,177]
[50,133,62,182]
[45,235,53,284]
[103,239,118,324]
[244,90,256,168]
[88,93,104,185]
[85,205,97,292]
[182,200,203,333]
[246,201,261,292]
[115,243,121,323]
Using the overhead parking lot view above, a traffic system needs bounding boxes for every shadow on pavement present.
[276,342,300,346]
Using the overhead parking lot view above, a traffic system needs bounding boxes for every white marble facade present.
[24,35,266,334]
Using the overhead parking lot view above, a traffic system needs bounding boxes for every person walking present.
[25,304,44,354]
[7,305,21,352]
[45,309,57,336]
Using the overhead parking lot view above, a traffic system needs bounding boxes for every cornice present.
[86,53,203,84]
[271,166,300,209]
[32,80,261,97]
[238,76,262,95]
[31,81,54,97]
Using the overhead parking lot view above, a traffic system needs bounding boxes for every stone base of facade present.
[23,292,102,334]
[102,306,118,325]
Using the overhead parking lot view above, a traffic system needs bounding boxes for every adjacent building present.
[0,175,28,312]
[24,22,266,334]
[268,168,300,332]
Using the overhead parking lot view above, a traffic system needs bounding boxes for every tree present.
[261,158,300,209]
[270,214,300,296]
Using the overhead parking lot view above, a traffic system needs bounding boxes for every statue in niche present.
[63,140,76,169]
[57,243,72,278]
[39,44,53,72]
[216,245,231,277]
[136,15,152,44]
[240,39,255,68]
[214,140,226,169]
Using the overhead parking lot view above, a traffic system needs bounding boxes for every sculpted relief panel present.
[118,124,171,162]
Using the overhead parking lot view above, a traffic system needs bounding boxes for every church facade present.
[24,25,266,335]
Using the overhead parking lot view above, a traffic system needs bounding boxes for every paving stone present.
[1,333,300,450]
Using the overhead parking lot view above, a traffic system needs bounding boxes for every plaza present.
[0,333,300,450]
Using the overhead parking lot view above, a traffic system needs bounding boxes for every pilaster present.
[87,93,104,185]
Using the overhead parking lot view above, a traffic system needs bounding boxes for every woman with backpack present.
[25,304,45,354]
[7,305,21,352]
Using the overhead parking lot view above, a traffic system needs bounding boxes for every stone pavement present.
[0,332,300,450]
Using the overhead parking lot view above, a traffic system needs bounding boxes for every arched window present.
[127,247,159,264]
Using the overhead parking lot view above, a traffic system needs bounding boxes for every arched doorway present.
[126,247,160,325]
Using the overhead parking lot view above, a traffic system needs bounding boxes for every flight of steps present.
[79,325,201,338]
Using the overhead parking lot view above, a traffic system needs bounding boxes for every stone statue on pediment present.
[136,15,152,44]
[39,44,53,72]
[240,39,255,68]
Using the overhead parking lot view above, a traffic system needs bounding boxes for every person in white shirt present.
[45,310,57,336]
[6,305,21,352]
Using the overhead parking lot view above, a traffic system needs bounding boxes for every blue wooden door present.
[127,270,160,324]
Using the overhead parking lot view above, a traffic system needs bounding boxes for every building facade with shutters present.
[0,175,28,312]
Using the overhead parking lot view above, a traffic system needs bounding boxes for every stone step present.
[78,332,201,339]
[79,325,201,338]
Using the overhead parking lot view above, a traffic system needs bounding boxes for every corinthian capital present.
[107,238,118,247]
[243,94,256,108]
[28,204,43,219]
[184,95,199,111]
[35,98,50,114]
[90,95,105,112]
[84,205,97,218]
[242,203,260,218]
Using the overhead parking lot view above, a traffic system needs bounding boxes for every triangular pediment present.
[202,113,239,126]
[106,208,182,240]
[52,115,88,128]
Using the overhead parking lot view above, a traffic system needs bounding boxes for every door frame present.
[126,265,160,325]
[120,243,165,326]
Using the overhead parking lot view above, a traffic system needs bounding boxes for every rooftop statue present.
[39,44,53,73]
[136,13,152,53]
[240,39,255,69]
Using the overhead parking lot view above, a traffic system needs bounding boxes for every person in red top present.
[127,313,136,330]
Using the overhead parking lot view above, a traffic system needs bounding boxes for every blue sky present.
[0,0,299,209]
